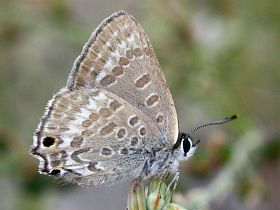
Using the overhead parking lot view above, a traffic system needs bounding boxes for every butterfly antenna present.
[173,114,239,150]
[186,114,240,137]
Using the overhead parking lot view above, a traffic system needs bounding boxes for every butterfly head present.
[173,115,239,160]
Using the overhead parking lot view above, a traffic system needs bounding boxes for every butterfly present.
[30,11,237,186]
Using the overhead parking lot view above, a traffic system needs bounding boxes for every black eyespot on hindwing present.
[49,169,61,176]
[43,137,55,147]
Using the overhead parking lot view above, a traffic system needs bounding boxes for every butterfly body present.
[31,11,197,186]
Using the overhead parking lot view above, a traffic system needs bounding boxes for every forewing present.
[67,11,178,145]
[31,88,160,186]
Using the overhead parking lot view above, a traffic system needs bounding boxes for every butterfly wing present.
[31,11,179,186]
[67,11,178,145]
[31,88,161,186]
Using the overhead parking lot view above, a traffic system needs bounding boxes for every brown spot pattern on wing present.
[135,74,150,88]
[99,122,117,135]
[146,94,159,106]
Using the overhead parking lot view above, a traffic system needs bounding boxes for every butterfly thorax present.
[140,132,199,180]
[140,143,180,180]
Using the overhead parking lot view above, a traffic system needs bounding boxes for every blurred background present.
[0,0,279,210]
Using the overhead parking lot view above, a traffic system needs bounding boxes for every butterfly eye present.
[183,138,192,156]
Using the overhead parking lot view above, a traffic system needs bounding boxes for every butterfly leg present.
[159,168,171,180]
[167,170,180,199]
[132,176,143,192]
